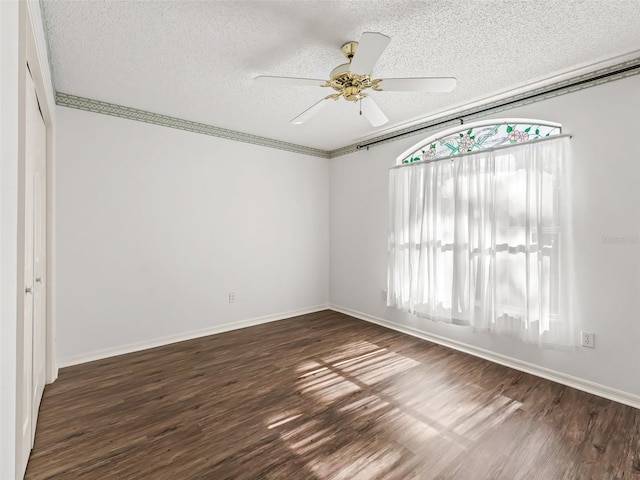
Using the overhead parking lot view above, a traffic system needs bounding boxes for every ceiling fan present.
[254,32,457,127]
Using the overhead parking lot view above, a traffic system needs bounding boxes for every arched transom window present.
[397,118,562,164]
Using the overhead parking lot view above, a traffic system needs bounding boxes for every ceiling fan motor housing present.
[328,63,375,102]
[326,70,379,101]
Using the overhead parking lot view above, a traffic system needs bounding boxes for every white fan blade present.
[361,96,388,127]
[349,32,391,74]
[254,76,326,87]
[377,77,457,92]
[290,96,334,124]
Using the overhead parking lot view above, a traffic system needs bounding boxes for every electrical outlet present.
[228,292,236,303]
[381,290,388,301]
[581,331,595,348]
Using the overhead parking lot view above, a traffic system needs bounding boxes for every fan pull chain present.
[359,98,362,116]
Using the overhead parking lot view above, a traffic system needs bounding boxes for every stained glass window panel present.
[400,121,561,164]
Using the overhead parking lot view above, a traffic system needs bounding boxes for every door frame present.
[15,0,56,477]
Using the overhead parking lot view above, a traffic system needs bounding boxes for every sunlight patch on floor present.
[331,348,388,367]
[267,413,303,430]
[307,439,407,480]
[338,394,389,414]
[278,419,335,455]
[296,343,421,405]
[298,370,361,402]
[451,394,523,441]
[320,340,387,364]
[281,341,525,479]
[341,352,421,386]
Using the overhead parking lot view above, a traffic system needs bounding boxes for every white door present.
[31,105,47,442]
[17,66,47,475]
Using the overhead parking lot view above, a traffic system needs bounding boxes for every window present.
[387,120,573,346]
[398,119,561,165]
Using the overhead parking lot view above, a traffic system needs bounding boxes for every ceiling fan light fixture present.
[343,85,363,102]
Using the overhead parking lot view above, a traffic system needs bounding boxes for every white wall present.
[330,74,640,398]
[56,107,330,364]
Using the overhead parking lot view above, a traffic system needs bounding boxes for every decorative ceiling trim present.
[55,92,330,159]
[328,56,640,158]
[55,56,639,160]
[39,0,57,93]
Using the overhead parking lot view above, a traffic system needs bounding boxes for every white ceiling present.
[43,0,640,151]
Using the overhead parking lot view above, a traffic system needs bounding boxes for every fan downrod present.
[340,41,358,60]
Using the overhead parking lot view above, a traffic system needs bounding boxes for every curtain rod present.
[357,61,640,151]
[389,134,572,170]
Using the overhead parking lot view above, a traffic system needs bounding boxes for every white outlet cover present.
[581,331,595,348]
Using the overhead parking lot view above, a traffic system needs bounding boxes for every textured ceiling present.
[43,0,640,151]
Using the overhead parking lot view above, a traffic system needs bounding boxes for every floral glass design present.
[401,122,561,164]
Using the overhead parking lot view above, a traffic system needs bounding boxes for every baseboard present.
[329,304,640,410]
[57,304,330,368]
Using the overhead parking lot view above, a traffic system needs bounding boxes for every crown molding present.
[55,92,330,159]
[55,55,639,160]
[327,55,640,158]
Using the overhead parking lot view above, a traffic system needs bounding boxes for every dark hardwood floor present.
[26,310,640,479]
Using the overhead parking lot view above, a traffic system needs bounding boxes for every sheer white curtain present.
[387,137,573,346]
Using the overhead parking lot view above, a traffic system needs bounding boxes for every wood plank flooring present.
[26,310,640,479]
